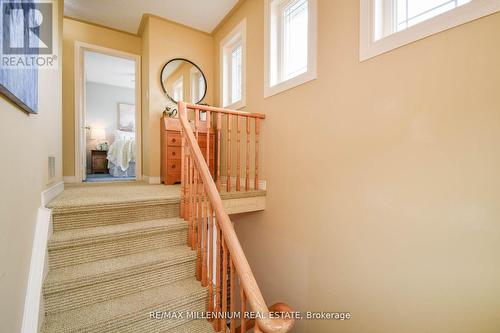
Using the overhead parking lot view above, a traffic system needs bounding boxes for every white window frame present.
[264,0,317,98]
[190,67,204,103]
[360,0,500,61]
[220,18,247,110]
[172,77,183,102]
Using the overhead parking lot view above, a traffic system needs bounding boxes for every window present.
[190,69,205,103]
[361,0,500,61]
[375,0,472,40]
[172,77,183,102]
[221,19,246,109]
[265,0,317,97]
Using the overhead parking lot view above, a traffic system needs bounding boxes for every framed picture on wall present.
[118,103,135,131]
[0,0,39,114]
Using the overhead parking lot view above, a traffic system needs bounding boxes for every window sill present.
[264,70,316,98]
[223,99,246,110]
[360,0,500,61]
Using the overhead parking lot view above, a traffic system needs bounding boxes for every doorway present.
[74,42,141,182]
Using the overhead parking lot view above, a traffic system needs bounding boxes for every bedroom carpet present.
[42,182,217,333]
[86,173,136,182]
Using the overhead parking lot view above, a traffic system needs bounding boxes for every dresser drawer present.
[166,132,181,146]
[167,159,182,172]
[167,147,181,159]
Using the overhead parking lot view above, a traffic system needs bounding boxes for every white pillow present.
[114,130,135,141]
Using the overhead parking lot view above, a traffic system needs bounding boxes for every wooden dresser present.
[161,116,215,185]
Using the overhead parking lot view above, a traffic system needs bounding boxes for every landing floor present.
[49,181,266,214]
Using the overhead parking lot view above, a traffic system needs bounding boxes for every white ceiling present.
[64,0,240,34]
[85,51,136,89]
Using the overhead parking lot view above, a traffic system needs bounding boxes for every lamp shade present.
[91,128,106,141]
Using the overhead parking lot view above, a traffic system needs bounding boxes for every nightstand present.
[91,150,108,174]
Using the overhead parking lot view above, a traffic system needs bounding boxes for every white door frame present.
[74,41,142,182]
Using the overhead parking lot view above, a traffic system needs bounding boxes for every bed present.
[107,130,136,178]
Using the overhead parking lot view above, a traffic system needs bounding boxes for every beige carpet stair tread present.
[47,183,182,211]
[166,320,217,333]
[42,278,207,333]
[44,246,196,294]
[48,182,265,212]
[48,218,187,249]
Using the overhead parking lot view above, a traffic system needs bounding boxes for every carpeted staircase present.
[42,185,216,333]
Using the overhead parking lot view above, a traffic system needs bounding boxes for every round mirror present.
[160,58,207,104]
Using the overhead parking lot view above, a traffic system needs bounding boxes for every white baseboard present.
[21,182,63,333]
[41,181,64,207]
[21,207,52,333]
[143,175,161,185]
[63,176,78,183]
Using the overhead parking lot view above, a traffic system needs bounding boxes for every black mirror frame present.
[160,58,208,105]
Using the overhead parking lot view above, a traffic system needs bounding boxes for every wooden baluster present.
[214,219,222,331]
[197,171,203,281]
[254,118,260,190]
[181,129,185,218]
[206,111,211,177]
[186,152,191,246]
[240,285,247,333]
[216,113,222,191]
[236,116,241,191]
[222,237,228,333]
[230,259,236,333]
[227,115,232,192]
[184,140,189,219]
[201,189,208,287]
[245,118,250,191]
[195,108,200,250]
[207,203,214,316]
[195,109,200,141]
[191,155,196,250]
[189,153,195,249]
[194,168,199,279]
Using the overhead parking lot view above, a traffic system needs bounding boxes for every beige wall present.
[62,18,142,177]
[214,1,500,332]
[140,15,214,178]
[0,1,63,331]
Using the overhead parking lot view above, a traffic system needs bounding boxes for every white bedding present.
[107,131,136,171]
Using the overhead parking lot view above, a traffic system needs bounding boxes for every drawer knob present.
[171,165,176,169]
[171,138,176,143]
[172,151,176,156]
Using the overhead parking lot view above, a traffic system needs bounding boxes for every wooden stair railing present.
[178,102,295,333]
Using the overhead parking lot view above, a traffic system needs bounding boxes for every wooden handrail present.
[184,102,266,119]
[237,303,295,332]
[178,102,294,333]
